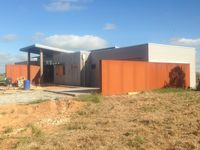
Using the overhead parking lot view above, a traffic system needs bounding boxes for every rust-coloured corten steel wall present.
[6,64,40,84]
[101,60,190,96]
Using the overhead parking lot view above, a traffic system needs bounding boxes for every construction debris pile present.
[17,77,25,88]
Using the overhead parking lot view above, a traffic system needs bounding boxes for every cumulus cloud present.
[43,34,107,50]
[169,37,200,72]
[170,38,200,47]
[0,34,18,42]
[0,52,26,73]
[45,0,92,12]
[103,23,116,30]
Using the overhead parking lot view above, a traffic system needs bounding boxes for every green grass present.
[77,93,103,103]
[127,135,145,148]
[152,88,187,93]
[26,99,49,105]
[12,124,44,149]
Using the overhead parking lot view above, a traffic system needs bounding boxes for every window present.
[55,64,65,76]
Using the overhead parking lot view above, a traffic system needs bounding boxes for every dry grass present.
[1,89,200,149]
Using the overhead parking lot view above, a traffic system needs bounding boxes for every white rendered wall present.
[148,43,196,88]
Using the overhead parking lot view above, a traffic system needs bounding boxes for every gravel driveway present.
[0,91,69,105]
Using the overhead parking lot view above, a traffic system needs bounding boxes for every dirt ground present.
[0,89,200,149]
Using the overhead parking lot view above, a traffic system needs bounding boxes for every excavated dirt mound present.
[0,99,85,133]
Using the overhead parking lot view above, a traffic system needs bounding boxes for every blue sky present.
[0,0,200,72]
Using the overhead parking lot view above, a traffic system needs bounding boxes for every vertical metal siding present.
[6,64,40,84]
[101,60,190,96]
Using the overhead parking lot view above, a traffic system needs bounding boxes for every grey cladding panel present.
[53,52,81,85]
[88,44,148,87]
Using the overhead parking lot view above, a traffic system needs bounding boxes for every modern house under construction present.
[6,43,196,95]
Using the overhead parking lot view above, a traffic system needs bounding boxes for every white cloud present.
[103,23,116,30]
[43,34,107,50]
[45,0,92,12]
[170,38,200,47]
[32,32,45,41]
[169,37,200,72]
[0,34,18,42]
[0,52,26,73]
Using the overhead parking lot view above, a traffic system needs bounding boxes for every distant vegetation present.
[196,72,200,90]
[0,73,5,81]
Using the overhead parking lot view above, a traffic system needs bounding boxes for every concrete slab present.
[44,87,100,97]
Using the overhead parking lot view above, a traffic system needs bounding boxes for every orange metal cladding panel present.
[101,61,119,96]
[108,61,122,95]
[134,62,147,91]
[101,60,190,96]
[30,66,40,84]
[101,61,107,95]
[148,63,156,89]
[5,64,40,84]
[122,61,134,93]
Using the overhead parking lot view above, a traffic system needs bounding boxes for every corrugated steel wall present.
[6,64,40,84]
[101,60,190,96]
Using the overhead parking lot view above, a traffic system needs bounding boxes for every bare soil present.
[0,90,200,150]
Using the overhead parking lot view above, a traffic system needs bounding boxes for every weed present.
[26,123,43,137]
[10,109,15,113]
[78,93,102,103]
[95,120,109,126]
[193,99,200,104]
[3,127,13,134]
[77,110,88,116]
[124,131,135,137]
[140,106,158,112]
[139,119,159,126]
[12,136,31,149]
[66,122,87,130]
[185,98,200,104]
[127,135,145,148]
[0,112,7,115]
[54,97,60,100]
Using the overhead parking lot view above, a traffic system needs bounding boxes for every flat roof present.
[148,43,195,50]
[20,44,74,55]
[19,43,195,55]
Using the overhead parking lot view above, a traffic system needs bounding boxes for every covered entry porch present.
[20,44,73,85]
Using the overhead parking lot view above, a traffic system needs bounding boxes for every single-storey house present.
[6,43,196,95]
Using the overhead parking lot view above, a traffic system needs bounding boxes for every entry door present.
[43,65,54,83]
